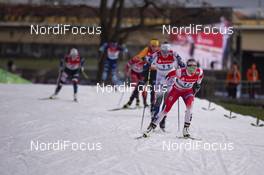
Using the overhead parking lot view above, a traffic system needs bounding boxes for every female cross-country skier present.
[123,38,160,108]
[99,41,128,85]
[144,58,203,138]
[147,42,185,131]
[50,48,85,102]
[123,56,148,108]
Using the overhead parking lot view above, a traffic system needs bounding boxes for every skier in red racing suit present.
[124,56,147,107]
[50,48,85,102]
[144,58,203,138]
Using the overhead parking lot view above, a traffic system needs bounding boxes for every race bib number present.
[159,64,172,71]
[176,79,193,89]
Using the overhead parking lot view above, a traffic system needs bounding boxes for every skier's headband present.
[150,39,159,47]
[161,43,170,51]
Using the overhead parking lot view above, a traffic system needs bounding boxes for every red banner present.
[170,32,223,48]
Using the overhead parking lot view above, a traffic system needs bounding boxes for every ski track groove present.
[197,127,208,175]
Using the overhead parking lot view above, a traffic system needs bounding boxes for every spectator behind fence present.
[246,63,259,99]
[226,63,241,98]
[7,59,16,73]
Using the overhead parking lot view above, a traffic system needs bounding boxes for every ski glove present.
[176,55,185,68]
[166,70,177,86]
[193,83,201,95]
[145,55,154,64]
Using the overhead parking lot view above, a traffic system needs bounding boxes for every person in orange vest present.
[226,63,241,98]
[246,63,259,99]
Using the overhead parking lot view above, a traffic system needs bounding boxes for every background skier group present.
[49,39,204,138]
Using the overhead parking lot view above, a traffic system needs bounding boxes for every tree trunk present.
[97,0,108,82]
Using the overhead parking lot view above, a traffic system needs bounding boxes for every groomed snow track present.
[0,84,263,175]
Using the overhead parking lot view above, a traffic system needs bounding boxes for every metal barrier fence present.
[198,77,264,100]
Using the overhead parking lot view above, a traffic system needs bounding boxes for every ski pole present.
[117,77,128,107]
[81,69,89,79]
[117,91,125,106]
[140,68,151,131]
[177,99,180,132]
[55,68,63,87]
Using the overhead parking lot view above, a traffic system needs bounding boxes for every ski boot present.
[123,101,132,109]
[136,99,140,108]
[183,123,191,137]
[143,123,157,137]
[160,127,166,132]
[73,93,78,102]
[183,127,190,137]
[49,93,57,99]
[159,116,167,132]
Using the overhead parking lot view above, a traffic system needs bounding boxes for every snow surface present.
[0,84,264,175]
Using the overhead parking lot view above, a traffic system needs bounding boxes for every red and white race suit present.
[125,58,146,85]
[64,55,82,70]
[151,50,180,88]
[153,67,203,126]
